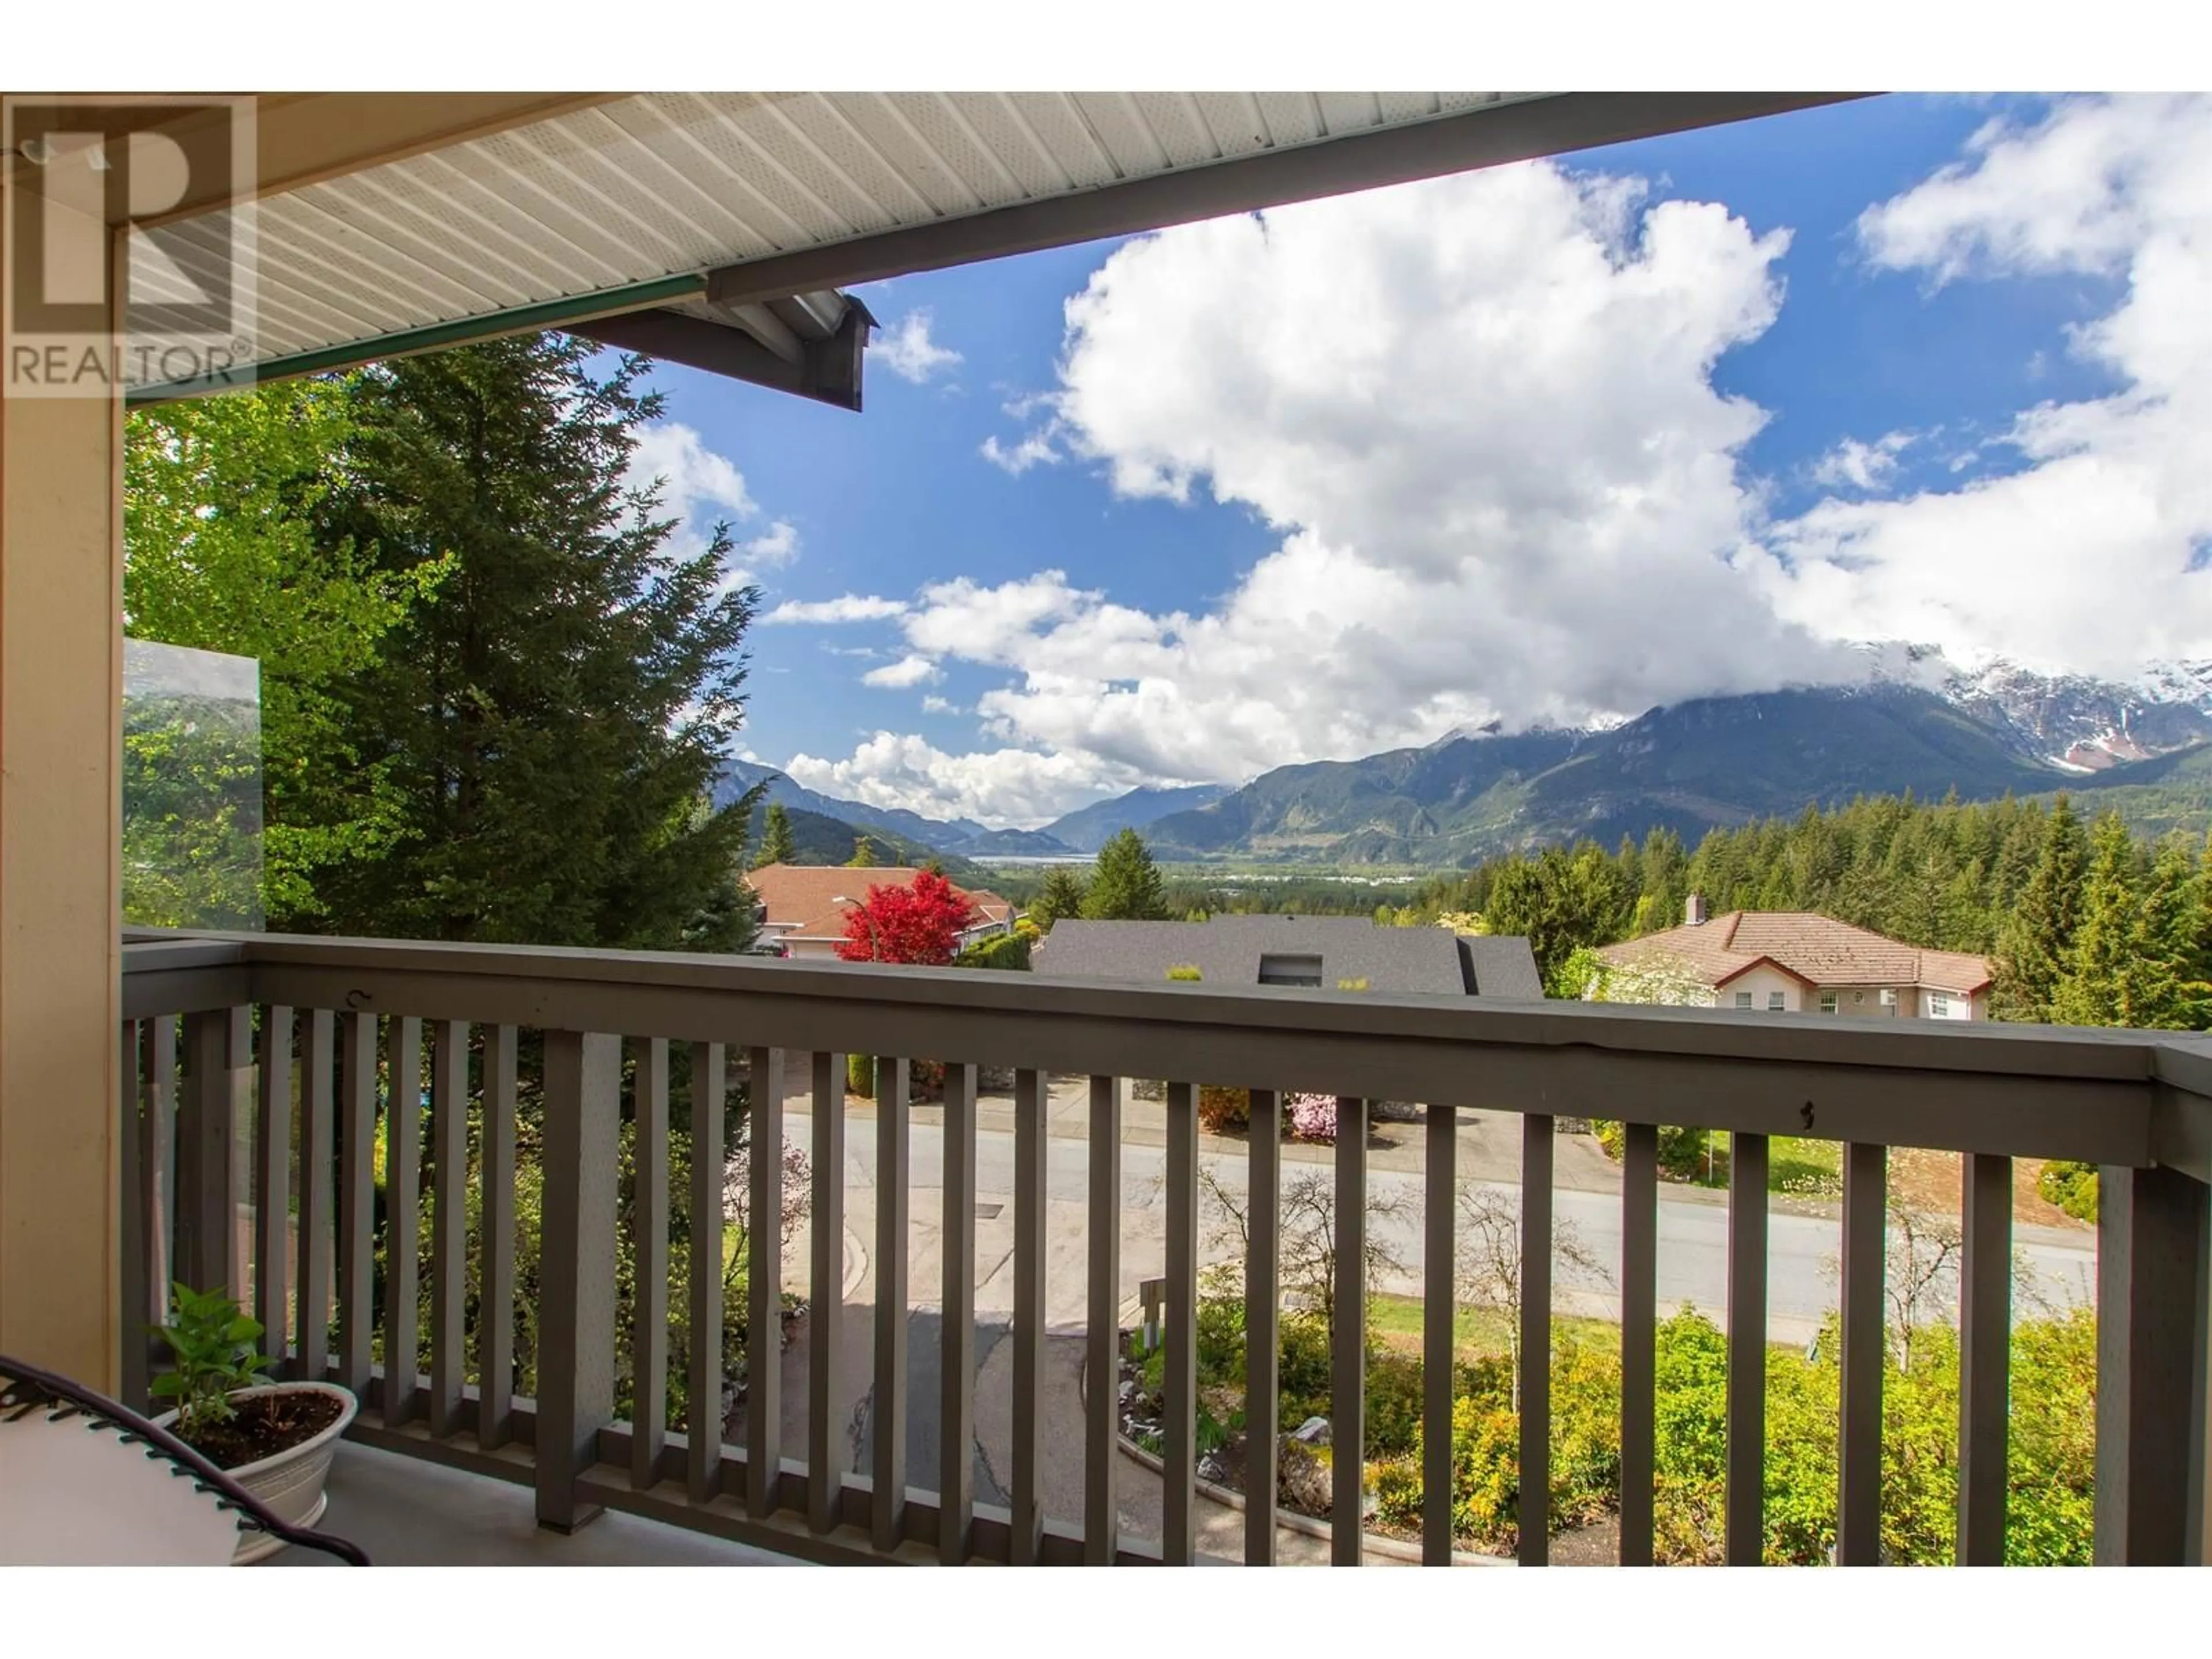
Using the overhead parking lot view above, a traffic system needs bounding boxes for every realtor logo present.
[4,96,257,397]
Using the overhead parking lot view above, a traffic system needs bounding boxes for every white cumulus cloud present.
[861,653,942,690]
[762,594,909,626]
[980,428,1065,475]
[785,733,1142,827]
[876,310,963,383]
[785,97,2212,823]
[1753,94,2212,676]
[1809,431,1915,492]
[741,520,800,566]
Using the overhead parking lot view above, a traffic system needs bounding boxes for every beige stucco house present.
[1594,897,1993,1020]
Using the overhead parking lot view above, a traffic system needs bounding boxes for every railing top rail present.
[118,928,2211,1175]
[160,926,2166,1071]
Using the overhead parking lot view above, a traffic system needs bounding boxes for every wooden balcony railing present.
[117,931,2212,1566]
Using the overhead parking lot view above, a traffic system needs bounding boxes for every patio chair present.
[0,1353,369,1566]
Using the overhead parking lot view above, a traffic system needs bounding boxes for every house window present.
[1257,954,1324,988]
[1767,991,1786,1012]
[1880,988,1897,1009]
[1819,993,1838,1014]
[1929,993,1951,1018]
[1733,991,1753,1010]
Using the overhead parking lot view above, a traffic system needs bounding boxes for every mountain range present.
[725,656,2212,870]
[713,760,1221,862]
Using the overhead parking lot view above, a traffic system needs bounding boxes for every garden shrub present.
[847,1053,874,1099]
[955,931,1031,971]
[1197,1084,1251,1136]
[1286,1093,1337,1143]
[1372,1455,1424,1531]
[2037,1159,2099,1222]
[1363,1347,1425,1459]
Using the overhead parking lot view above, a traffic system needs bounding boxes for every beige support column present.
[0,156,125,1387]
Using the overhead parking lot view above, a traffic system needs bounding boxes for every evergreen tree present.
[846,834,880,869]
[309,335,758,949]
[2115,834,2203,1029]
[2052,813,2135,1027]
[1995,796,2089,1021]
[1082,828,1168,920]
[2187,834,2212,1030]
[756,802,797,868]
[1031,866,1089,929]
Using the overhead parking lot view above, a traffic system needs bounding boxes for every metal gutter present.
[126,272,709,406]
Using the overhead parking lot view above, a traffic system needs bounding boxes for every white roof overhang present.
[127,90,1861,407]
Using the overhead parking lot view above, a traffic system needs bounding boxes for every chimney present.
[1686,893,1708,927]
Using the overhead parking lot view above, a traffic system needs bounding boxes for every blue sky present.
[626,93,2209,828]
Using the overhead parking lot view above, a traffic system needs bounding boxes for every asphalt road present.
[846,1119,2099,1338]
[814,1104,2096,1536]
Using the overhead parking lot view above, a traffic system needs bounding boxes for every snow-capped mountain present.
[1935,655,2212,772]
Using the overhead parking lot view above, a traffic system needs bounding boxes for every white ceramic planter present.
[153,1382,357,1565]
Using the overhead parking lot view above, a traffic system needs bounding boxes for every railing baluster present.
[297,1010,334,1387]
[1725,1130,1769,1566]
[1422,1100,1455,1566]
[143,1016,178,1330]
[745,1046,786,1521]
[688,1041,726,1503]
[429,1020,468,1437]
[1012,1067,1047,1563]
[630,1037,671,1487]
[1162,1079,1198,1566]
[1243,1086,1279,1566]
[1089,1074,1125,1566]
[1619,1120,1658,1567]
[1837,1141,1887,1566]
[383,1015,422,1428]
[1333,1094,1369,1567]
[118,1021,147,1411]
[177,1008,246,1296]
[940,1060,978,1564]
[336,1012,377,1399]
[2094,1163,2211,1565]
[1957,1152,2011,1565]
[1520,1112,1552,1567]
[537,1029,620,1533]
[253,1005,293,1376]
[479,1024,518,1451]
[808,1049,846,1534]
[872,1056,911,1552]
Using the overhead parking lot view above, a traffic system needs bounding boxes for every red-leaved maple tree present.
[835,870,977,965]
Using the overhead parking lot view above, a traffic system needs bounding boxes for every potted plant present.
[147,1283,357,1564]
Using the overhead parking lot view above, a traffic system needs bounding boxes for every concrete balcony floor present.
[268,1443,798,1567]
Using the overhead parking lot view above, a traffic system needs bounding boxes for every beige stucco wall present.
[1814,983,1910,1018]
[1713,964,1808,1013]
[0,207,124,1385]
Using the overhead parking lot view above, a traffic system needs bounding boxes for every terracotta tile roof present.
[749,863,1011,942]
[1597,911,1992,994]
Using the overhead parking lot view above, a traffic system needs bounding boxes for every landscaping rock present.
[1278,1438,1332,1517]
[1290,1415,1331,1448]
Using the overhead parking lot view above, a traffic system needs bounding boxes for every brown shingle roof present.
[1597,911,1991,994]
[748,863,1011,942]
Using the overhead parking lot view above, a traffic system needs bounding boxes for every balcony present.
[118,931,2212,1567]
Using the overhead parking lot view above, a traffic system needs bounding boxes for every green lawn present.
[1365,1291,1811,1360]
[1365,1292,1620,1360]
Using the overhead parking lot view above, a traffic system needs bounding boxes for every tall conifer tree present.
[312,334,759,949]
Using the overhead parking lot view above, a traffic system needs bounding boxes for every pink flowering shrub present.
[1285,1092,1337,1144]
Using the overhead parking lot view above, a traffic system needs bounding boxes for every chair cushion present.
[0,1406,241,1565]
